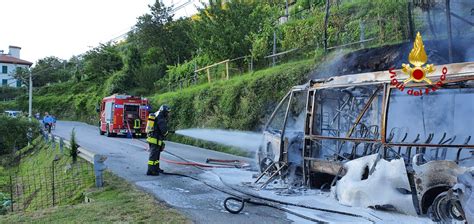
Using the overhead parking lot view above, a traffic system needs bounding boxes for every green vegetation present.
[154,59,314,131]
[0,137,188,223]
[1,0,445,148]
[0,116,40,162]
[70,128,78,163]
[0,87,25,101]
[3,137,94,211]
[3,0,418,128]
[0,172,188,224]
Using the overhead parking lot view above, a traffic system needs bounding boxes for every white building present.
[0,46,33,88]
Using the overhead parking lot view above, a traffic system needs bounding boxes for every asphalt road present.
[53,121,295,224]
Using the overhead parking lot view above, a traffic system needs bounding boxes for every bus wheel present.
[428,191,465,222]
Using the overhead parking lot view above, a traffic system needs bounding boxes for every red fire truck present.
[99,94,151,137]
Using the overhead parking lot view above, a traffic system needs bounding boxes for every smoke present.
[176,128,263,153]
[466,46,474,61]
[305,1,474,81]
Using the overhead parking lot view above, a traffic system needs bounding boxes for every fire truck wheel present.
[99,123,105,135]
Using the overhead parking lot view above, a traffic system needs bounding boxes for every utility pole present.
[285,0,289,20]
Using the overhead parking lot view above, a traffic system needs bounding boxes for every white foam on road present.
[176,128,263,152]
[202,168,433,223]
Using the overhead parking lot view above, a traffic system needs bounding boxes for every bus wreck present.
[257,62,474,222]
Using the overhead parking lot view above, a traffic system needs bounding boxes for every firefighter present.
[146,105,174,176]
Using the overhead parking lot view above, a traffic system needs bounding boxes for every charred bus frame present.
[260,62,474,221]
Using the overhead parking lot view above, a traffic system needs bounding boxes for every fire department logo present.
[401,32,435,84]
[389,32,448,96]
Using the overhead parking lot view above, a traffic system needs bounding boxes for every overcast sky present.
[0,0,201,65]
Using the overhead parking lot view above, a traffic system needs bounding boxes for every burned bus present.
[258,62,474,222]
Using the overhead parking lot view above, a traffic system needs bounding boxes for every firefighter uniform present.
[146,106,171,176]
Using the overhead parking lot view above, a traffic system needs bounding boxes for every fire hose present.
[132,139,376,223]
[155,144,376,223]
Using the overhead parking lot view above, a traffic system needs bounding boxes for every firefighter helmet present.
[157,105,171,118]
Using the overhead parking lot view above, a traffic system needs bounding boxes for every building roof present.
[0,54,33,66]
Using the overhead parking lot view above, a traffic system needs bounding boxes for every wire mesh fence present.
[0,161,94,213]
[0,135,95,214]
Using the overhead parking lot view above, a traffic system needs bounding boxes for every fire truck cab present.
[99,94,150,137]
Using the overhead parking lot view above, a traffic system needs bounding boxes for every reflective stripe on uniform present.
[146,137,163,146]
[134,119,141,129]
[147,136,157,144]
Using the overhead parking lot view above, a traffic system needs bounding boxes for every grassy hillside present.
[0,137,96,212]
[12,58,315,132]
[1,172,188,224]
[0,137,187,223]
[151,59,315,131]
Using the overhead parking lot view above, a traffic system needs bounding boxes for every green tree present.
[123,46,142,87]
[82,43,123,80]
[131,1,196,66]
[0,117,40,157]
[131,1,173,63]
[191,0,276,62]
[34,56,70,86]
[14,57,70,88]
[12,67,30,86]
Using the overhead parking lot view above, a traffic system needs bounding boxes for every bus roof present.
[309,61,474,89]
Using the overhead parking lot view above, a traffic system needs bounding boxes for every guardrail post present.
[51,135,56,149]
[93,154,107,187]
[59,138,64,154]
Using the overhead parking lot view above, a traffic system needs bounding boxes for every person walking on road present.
[146,105,174,176]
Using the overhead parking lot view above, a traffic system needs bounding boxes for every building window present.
[2,79,7,86]
[2,66,7,74]
[17,80,21,87]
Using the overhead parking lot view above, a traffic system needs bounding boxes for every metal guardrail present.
[51,134,107,188]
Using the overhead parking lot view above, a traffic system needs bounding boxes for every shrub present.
[0,117,40,157]
[69,128,78,163]
[152,59,314,131]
